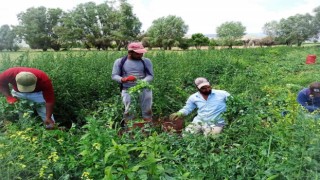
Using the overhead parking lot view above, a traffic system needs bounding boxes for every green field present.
[1,47,320,179]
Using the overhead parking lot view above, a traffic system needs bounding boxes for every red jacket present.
[0,67,54,103]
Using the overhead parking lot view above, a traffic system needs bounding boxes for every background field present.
[0,47,320,179]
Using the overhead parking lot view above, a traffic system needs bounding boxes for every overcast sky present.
[0,0,318,35]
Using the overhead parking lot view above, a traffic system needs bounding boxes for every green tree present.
[277,13,315,46]
[177,37,192,50]
[112,0,142,51]
[54,2,116,50]
[57,2,101,50]
[141,36,152,50]
[53,11,81,50]
[36,0,140,50]
[16,6,63,51]
[216,21,246,49]
[95,2,117,50]
[262,20,279,38]
[312,6,320,40]
[191,33,209,49]
[47,8,64,51]
[147,15,188,50]
[261,21,278,45]
[0,25,19,51]
[208,39,218,49]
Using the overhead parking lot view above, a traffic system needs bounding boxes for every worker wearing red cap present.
[112,42,154,124]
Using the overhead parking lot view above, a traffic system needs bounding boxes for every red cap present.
[128,42,147,53]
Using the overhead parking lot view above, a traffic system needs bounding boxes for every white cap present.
[15,72,37,92]
[194,77,210,89]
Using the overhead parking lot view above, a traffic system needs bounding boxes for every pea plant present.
[1,46,320,179]
[0,97,41,124]
[127,80,154,122]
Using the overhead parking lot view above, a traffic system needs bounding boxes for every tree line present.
[0,0,319,51]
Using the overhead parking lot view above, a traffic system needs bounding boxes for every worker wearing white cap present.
[170,77,231,136]
[0,67,55,129]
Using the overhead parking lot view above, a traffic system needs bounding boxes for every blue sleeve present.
[297,90,307,105]
[111,58,123,83]
[179,96,197,116]
[304,105,319,112]
[142,59,154,82]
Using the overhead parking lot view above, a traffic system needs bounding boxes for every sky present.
[0,0,318,35]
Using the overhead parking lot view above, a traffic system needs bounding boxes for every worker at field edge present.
[170,77,231,136]
[297,82,320,116]
[111,42,154,124]
[0,67,55,129]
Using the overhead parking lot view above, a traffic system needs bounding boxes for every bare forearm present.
[0,85,11,97]
[45,103,54,119]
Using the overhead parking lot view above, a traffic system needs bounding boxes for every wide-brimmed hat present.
[128,42,147,53]
[195,77,210,89]
[15,72,37,92]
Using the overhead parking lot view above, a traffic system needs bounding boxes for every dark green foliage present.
[0,25,19,51]
[1,47,320,179]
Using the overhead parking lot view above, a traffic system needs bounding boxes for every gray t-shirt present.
[111,56,154,89]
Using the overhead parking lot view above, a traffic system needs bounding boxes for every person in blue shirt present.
[297,82,320,113]
[170,77,231,136]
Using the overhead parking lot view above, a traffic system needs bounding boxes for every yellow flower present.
[92,143,101,150]
[23,112,30,118]
[18,155,24,160]
[9,134,16,138]
[47,174,53,179]
[82,171,90,176]
[57,138,64,145]
[48,151,59,163]
[32,137,38,143]
[81,171,92,180]
[18,163,26,169]
[39,165,47,178]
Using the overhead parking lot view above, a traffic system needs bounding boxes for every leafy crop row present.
[0,47,320,179]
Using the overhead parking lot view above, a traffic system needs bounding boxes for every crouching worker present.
[170,77,231,136]
[297,82,320,119]
[0,67,55,129]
